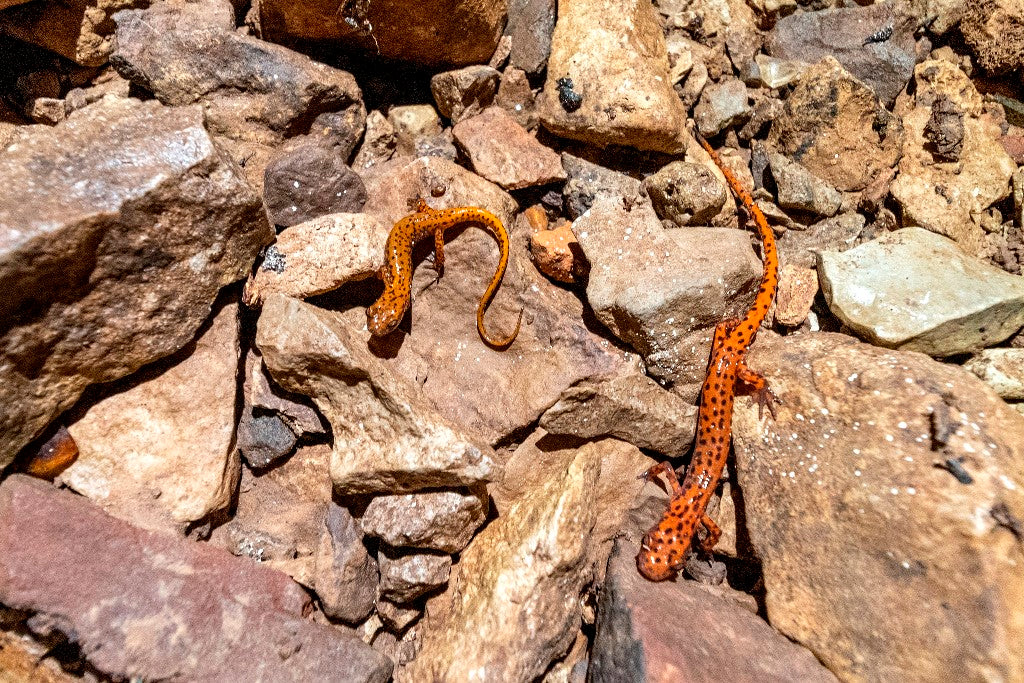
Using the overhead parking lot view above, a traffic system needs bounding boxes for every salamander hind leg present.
[432,225,446,277]
[699,513,722,553]
[736,361,778,420]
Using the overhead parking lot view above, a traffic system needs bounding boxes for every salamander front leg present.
[639,461,684,497]
[431,226,446,278]
[699,513,722,552]
[736,361,778,420]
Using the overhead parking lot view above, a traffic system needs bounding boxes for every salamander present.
[366,199,522,348]
[637,137,780,581]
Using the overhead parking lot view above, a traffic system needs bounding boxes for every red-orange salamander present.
[637,137,780,581]
[366,199,522,348]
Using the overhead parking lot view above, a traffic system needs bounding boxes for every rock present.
[453,106,566,190]
[590,538,839,682]
[353,110,397,172]
[0,625,77,683]
[908,0,968,35]
[0,98,270,468]
[508,0,557,74]
[314,502,379,624]
[60,300,240,533]
[63,67,131,115]
[643,161,728,226]
[732,332,1024,682]
[378,549,452,604]
[752,54,807,90]
[573,195,762,388]
[540,371,698,457]
[693,78,752,137]
[430,65,500,123]
[376,597,422,633]
[0,0,152,67]
[243,213,390,307]
[0,475,393,682]
[245,349,326,436]
[777,212,866,269]
[259,0,506,67]
[766,3,925,104]
[18,424,79,481]
[263,142,368,228]
[257,295,498,494]
[890,60,1015,255]
[361,487,489,553]
[530,219,581,284]
[819,228,1024,356]
[495,66,539,130]
[400,444,602,682]
[539,0,689,153]
[209,444,332,587]
[774,264,819,327]
[236,412,297,471]
[768,152,842,217]
[963,348,1024,399]
[111,4,364,146]
[562,153,645,219]
[960,0,1024,74]
[358,155,633,444]
[767,56,903,192]
[387,104,445,157]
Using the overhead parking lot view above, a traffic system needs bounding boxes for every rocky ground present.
[0,0,1023,681]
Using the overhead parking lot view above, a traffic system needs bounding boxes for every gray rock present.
[377,549,452,604]
[430,65,500,123]
[263,141,368,228]
[361,488,489,553]
[777,212,866,269]
[314,503,379,624]
[562,153,645,219]
[353,110,397,172]
[0,475,392,682]
[768,152,842,217]
[0,97,270,467]
[237,412,297,469]
[643,161,728,226]
[693,78,752,137]
[508,0,557,74]
[818,228,1024,356]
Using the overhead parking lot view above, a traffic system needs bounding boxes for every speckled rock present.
[263,141,367,228]
[818,228,1024,356]
[360,487,488,553]
[643,161,728,226]
[732,332,1024,682]
[774,264,819,327]
[693,78,752,137]
[353,110,397,172]
[768,152,841,217]
[960,0,1024,74]
[507,0,557,74]
[378,549,452,604]
[539,0,689,153]
[314,502,379,624]
[561,153,645,219]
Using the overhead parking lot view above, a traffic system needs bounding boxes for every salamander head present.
[366,296,403,337]
[636,526,685,582]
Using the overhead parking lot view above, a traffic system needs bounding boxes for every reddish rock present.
[507,0,557,74]
[530,221,581,283]
[773,263,819,327]
[961,0,1024,74]
[495,66,539,130]
[0,475,392,682]
[453,106,565,190]
[263,142,367,227]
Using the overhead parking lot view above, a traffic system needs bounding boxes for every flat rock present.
[766,3,925,104]
[643,160,727,226]
[378,549,453,604]
[452,106,566,190]
[960,0,1024,74]
[358,155,633,445]
[259,0,506,67]
[767,56,903,192]
[590,538,838,682]
[243,213,390,306]
[0,475,393,682]
[314,502,379,624]
[60,300,241,534]
[0,97,270,467]
[257,295,498,494]
[360,487,489,553]
[818,228,1024,356]
[963,348,1024,400]
[776,212,867,269]
[732,332,1024,682]
[890,59,1015,255]
[774,263,819,327]
[573,195,762,389]
[430,65,500,123]
[540,370,698,457]
[263,141,367,227]
[111,4,365,146]
[693,78,752,137]
[208,444,332,588]
[768,152,841,217]
[539,0,690,153]
[400,444,602,682]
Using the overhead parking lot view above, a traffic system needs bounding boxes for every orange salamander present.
[366,199,522,348]
[637,136,780,581]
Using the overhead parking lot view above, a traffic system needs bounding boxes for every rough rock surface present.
[507,0,557,74]
[112,4,365,146]
[732,333,1024,682]
[263,141,367,227]
[963,348,1024,400]
[768,151,841,217]
[259,0,507,67]
[818,228,1024,357]
[378,549,452,603]
[0,97,270,468]
[452,106,566,190]
[0,475,393,682]
[960,0,1024,74]
[591,538,838,682]
[430,65,500,123]
[361,487,489,553]
[643,160,727,226]
[314,502,379,624]
[257,295,498,494]
[539,0,689,152]
[60,300,241,534]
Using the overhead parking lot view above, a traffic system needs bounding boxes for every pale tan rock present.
[539,0,690,153]
[774,263,819,327]
[61,302,241,534]
[732,332,1024,682]
[257,295,498,494]
[243,213,390,306]
[359,155,634,445]
[963,348,1024,400]
[430,65,500,123]
[452,106,565,190]
[378,549,452,604]
[353,110,397,172]
[388,104,444,157]
[401,443,601,681]
[890,59,1015,255]
[361,487,488,553]
[960,0,1024,74]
